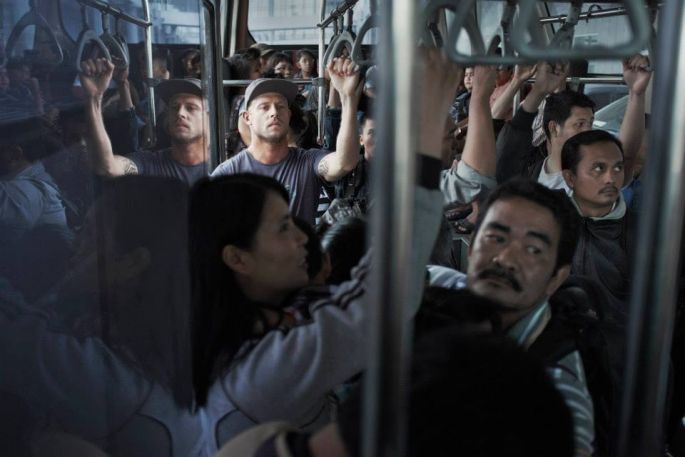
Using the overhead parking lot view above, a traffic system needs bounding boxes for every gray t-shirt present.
[129,149,208,187]
[212,147,329,225]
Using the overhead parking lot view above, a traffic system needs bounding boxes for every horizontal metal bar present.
[526,76,625,84]
[318,0,359,29]
[539,3,662,25]
[223,78,319,86]
[77,0,152,28]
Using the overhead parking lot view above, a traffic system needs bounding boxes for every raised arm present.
[462,66,497,176]
[521,61,568,114]
[490,64,536,120]
[496,62,568,183]
[317,57,362,182]
[619,55,651,183]
[81,58,138,177]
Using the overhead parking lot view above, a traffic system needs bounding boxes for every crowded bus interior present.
[1,0,684,456]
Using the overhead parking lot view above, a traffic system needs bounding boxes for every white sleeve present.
[222,186,444,424]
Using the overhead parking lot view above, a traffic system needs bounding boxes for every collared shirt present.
[507,301,595,457]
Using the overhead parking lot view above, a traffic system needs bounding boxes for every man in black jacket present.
[496,56,651,192]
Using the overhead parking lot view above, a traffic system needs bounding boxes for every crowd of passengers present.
[1,37,683,457]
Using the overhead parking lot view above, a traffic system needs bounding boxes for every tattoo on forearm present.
[117,156,139,175]
[317,159,330,177]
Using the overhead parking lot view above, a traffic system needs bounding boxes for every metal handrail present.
[99,11,129,68]
[548,0,582,50]
[223,78,320,86]
[512,0,652,60]
[362,0,417,456]
[74,5,112,71]
[318,0,359,29]
[77,0,152,29]
[5,0,64,65]
[618,1,685,455]
[202,0,227,168]
[351,14,378,66]
[318,0,327,144]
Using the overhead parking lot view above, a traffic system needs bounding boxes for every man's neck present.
[248,140,290,165]
[574,198,616,218]
[544,139,562,173]
[170,142,206,166]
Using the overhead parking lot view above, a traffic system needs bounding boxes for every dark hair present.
[296,49,316,61]
[320,217,367,285]
[337,330,574,457]
[189,173,290,405]
[473,178,581,271]
[561,129,625,174]
[226,49,260,80]
[543,89,596,138]
[265,52,292,74]
[293,216,324,279]
[91,176,193,407]
[358,109,375,134]
[0,117,57,162]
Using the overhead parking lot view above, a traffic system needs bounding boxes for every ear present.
[547,121,559,138]
[545,264,571,297]
[221,245,252,275]
[241,110,251,126]
[562,169,576,189]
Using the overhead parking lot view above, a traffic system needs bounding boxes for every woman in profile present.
[189,173,443,454]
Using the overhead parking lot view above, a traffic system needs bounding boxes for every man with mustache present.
[431,176,594,456]
[212,57,362,225]
[81,58,210,187]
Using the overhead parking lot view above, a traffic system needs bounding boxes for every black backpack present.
[528,277,619,457]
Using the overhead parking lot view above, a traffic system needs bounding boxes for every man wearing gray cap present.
[80,58,209,187]
[212,57,362,225]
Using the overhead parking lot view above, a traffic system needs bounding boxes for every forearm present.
[323,94,360,180]
[618,90,646,178]
[116,80,134,112]
[521,87,546,114]
[85,97,124,177]
[491,79,523,120]
[464,95,497,177]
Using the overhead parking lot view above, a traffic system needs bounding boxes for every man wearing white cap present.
[80,58,209,187]
[212,57,362,225]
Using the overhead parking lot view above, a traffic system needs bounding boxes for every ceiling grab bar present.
[113,16,130,67]
[321,16,343,67]
[5,0,64,66]
[548,0,582,50]
[512,0,652,60]
[420,0,461,48]
[326,13,356,64]
[492,0,529,65]
[446,0,513,65]
[351,14,378,66]
[74,4,111,71]
[99,11,129,68]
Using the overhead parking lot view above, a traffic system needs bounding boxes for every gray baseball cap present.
[156,78,203,104]
[244,78,298,110]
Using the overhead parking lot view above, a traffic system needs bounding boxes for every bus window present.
[248,0,377,45]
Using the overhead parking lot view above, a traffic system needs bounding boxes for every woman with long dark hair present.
[190,170,444,454]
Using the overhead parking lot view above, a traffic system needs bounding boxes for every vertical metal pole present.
[202,0,227,169]
[619,1,685,456]
[142,0,156,148]
[318,0,327,144]
[362,1,418,457]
